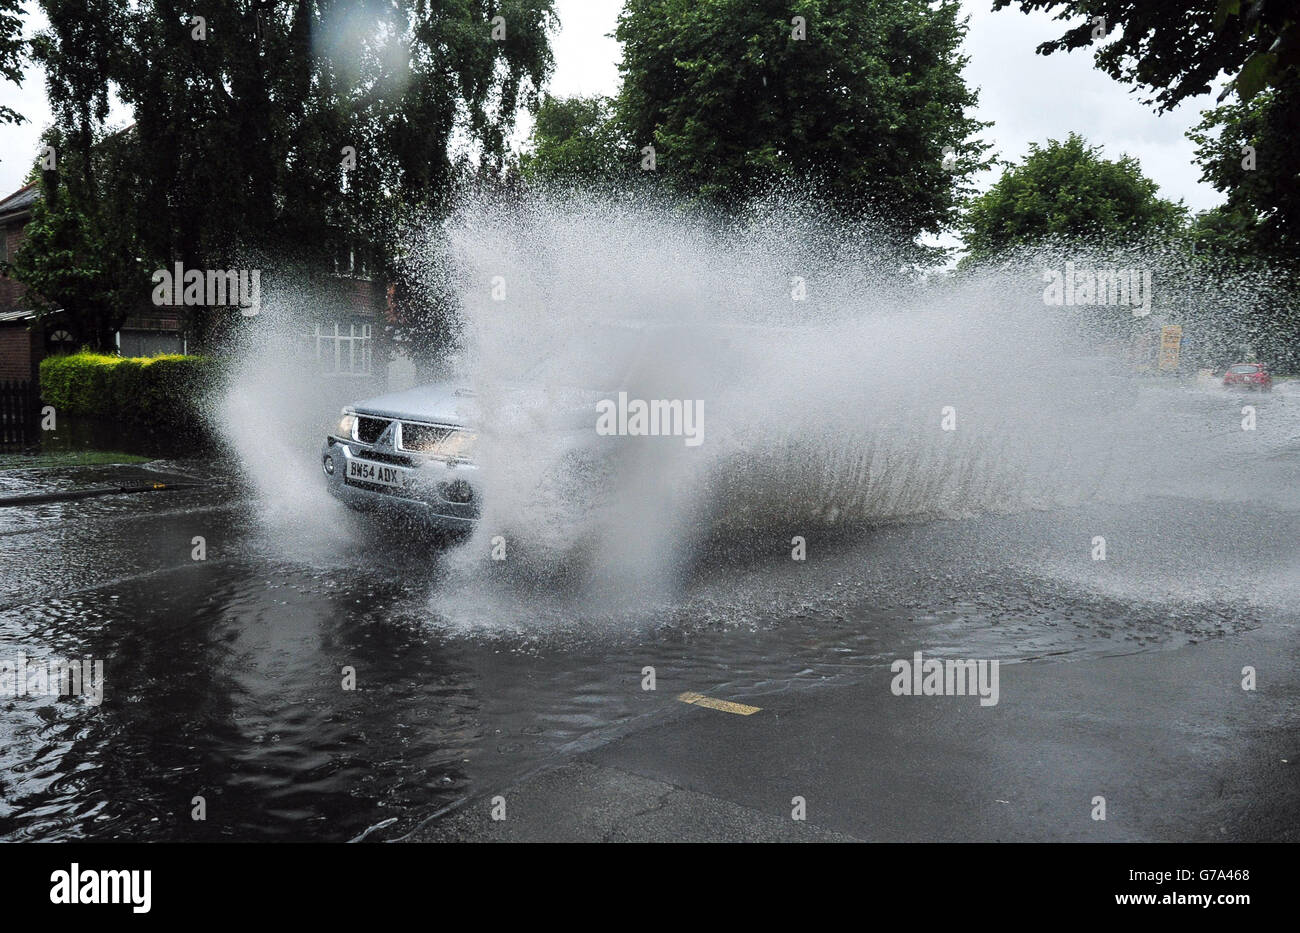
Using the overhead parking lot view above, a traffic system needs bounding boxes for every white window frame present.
[332,243,371,280]
[307,322,372,376]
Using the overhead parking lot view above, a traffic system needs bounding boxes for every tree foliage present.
[960,134,1186,261]
[1187,72,1300,265]
[991,0,1300,111]
[0,0,24,125]
[10,127,151,350]
[27,0,557,347]
[614,0,990,246]
[519,95,628,183]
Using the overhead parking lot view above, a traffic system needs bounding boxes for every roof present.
[0,126,136,223]
[0,183,38,222]
[0,308,37,324]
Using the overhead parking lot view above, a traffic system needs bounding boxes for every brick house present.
[1,180,188,365]
[1,181,399,389]
[301,242,393,385]
[0,184,44,383]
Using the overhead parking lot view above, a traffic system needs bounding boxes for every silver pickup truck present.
[321,383,485,529]
[320,322,756,530]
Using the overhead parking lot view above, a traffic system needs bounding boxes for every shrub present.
[40,351,219,437]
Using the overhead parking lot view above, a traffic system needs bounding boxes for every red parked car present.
[1222,362,1273,391]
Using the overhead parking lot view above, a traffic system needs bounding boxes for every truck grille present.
[355,416,390,444]
[400,422,455,452]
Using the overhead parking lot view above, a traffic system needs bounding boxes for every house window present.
[333,243,371,279]
[307,322,372,376]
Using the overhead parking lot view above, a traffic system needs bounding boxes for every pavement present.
[412,623,1300,842]
[4,440,1298,843]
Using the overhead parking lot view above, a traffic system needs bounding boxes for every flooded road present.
[2,379,1298,841]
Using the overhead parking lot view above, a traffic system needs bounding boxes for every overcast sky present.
[0,1,1224,217]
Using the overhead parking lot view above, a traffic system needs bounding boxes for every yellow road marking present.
[676,691,761,716]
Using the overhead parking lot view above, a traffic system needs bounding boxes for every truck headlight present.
[337,412,357,439]
[439,431,477,461]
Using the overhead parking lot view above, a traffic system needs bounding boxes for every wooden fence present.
[0,379,39,446]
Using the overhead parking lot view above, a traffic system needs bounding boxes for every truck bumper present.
[320,436,481,530]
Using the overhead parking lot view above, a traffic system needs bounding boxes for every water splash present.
[406,189,1163,607]
[216,185,1296,626]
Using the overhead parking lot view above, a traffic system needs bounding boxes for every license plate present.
[346,458,408,489]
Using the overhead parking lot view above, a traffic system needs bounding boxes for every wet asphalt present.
[1,381,1298,841]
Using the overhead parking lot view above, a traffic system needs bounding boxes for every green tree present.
[1184,206,1262,263]
[614,0,990,247]
[0,0,24,125]
[520,95,628,183]
[960,134,1186,261]
[1187,73,1300,265]
[10,128,152,350]
[991,0,1300,110]
[29,0,557,348]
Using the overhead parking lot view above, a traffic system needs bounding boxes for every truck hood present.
[348,380,604,432]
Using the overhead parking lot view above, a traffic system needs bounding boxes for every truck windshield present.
[519,326,647,389]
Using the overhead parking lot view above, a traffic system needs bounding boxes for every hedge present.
[39,352,219,436]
